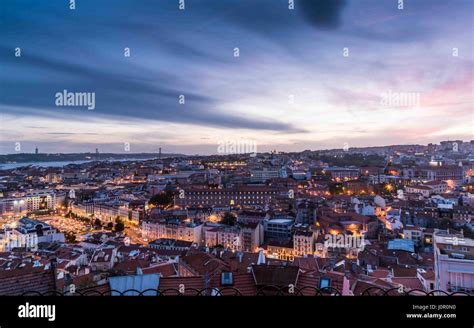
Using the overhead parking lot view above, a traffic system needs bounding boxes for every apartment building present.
[25,190,57,212]
[239,221,262,252]
[204,226,241,251]
[293,230,314,257]
[263,218,293,241]
[250,167,287,183]
[434,232,474,294]
[0,198,27,218]
[141,217,202,244]
[174,186,290,208]
[324,167,360,181]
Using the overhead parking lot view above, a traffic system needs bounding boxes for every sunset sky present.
[0,0,473,154]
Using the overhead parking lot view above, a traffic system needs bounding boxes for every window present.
[319,277,331,289]
[221,272,233,286]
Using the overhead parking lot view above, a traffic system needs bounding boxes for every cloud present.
[299,0,348,29]
[0,0,472,154]
[0,46,301,132]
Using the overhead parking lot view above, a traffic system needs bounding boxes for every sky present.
[0,0,473,155]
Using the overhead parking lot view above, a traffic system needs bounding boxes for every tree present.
[65,232,76,244]
[114,218,125,232]
[220,212,237,226]
[149,190,174,208]
[439,218,453,230]
[329,183,343,195]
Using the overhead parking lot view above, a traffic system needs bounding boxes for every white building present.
[0,198,27,218]
[434,232,474,294]
[25,190,56,212]
[0,217,64,251]
[250,167,286,183]
[141,218,202,244]
[293,230,314,256]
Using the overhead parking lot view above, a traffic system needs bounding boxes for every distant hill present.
[0,152,187,164]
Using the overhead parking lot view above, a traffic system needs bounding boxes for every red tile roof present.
[0,267,56,296]
[158,276,204,295]
[142,263,178,277]
[391,277,424,291]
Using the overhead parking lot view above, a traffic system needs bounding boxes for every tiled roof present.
[391,277,424,290]
[392,267,417,278]
[293,256,319,273]
[296,272,344,295]
[142,263,178,277]
[180,253,229,276]
[211,272,258,296]
[0,267,56,296]
[220,251,259,273]
[419,270,435,280]
[114,259,150,273]
[368,269,390,279]
[158,276,205,295]
[252,265,299,286]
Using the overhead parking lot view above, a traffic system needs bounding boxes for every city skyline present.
[1,0,473,155]
[2,1,474,320]
[1,139,473,157]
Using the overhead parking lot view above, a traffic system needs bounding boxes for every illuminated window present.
[221,272,233,286]
[320,277,331,289]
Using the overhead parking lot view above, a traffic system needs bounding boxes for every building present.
[434,232,474,294]
[25,190,57,212]
[403,226,423,246]
[148,238,193,251]
[239,221,262,252]
[0,198,27,218]
[266,240,294,261]
[405,181,448,197]
[250,167,287,183]
[203,226,241,251]
[0,217,64,251]
[403,226,436,247]
[263,218,293,241]
[90,248,117,271]
[324,167,360,181]
[71,202,94,218]
[174,186,290,208]
[296,200,318,225]
[141,217,202,245]
[423,181,448,194]
[405,185,434,198]
[94,204,121,224]
[418,166,463,185]
[293,230,314,256]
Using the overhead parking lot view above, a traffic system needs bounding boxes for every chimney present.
[342,275,352,296]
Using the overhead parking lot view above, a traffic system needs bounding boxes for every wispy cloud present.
[0,0,472,154]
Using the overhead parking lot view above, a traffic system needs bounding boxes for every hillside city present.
[0,140,473,296]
